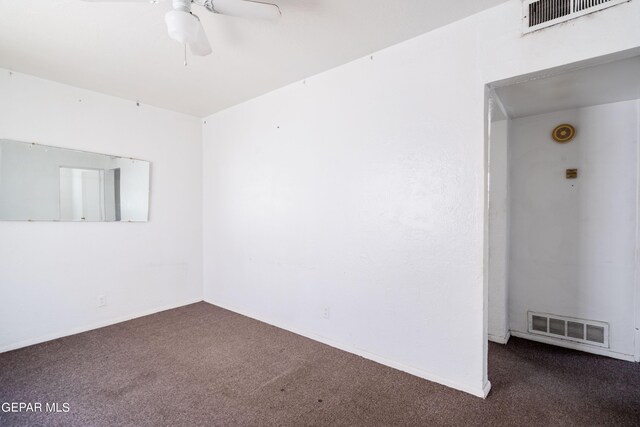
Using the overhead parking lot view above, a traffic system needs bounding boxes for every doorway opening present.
[486,50,640,368]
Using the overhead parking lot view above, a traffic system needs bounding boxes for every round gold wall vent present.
[552,124,576,143]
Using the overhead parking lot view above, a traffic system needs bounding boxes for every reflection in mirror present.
[0,139,150,221]
[59,168,106,221]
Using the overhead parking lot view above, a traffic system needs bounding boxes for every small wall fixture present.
[552,124,576,143]
[566,168,578,179]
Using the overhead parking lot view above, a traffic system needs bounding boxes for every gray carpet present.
[1,302,639,426]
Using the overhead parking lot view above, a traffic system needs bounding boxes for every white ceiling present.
[495,55,640,119]
[0,0,508,117]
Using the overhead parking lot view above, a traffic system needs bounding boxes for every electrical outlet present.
[98,295,107,307]
[323,307,330,320]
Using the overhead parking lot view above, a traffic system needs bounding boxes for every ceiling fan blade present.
[82,0,162,2]
[210,0,281,22]
[189,15,212,56]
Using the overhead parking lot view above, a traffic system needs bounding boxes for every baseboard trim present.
[0,298,203,354]
[488,331,511,345]
[482,380,492,398]
[204,299,489,398]
[510,331,637,362]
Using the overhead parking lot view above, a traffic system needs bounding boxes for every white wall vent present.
[523,0,630,33]
[527,311,609,347]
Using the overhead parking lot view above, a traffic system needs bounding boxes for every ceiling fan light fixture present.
[84,0,281,61]
[165,10,200,44]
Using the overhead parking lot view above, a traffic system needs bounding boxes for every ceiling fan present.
[82,0,281,61]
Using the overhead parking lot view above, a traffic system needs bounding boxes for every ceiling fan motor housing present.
[166,0,200,44]
[172,0,193,12]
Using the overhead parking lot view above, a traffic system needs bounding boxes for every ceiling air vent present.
[527,311,609,347]
[523,0,631,33]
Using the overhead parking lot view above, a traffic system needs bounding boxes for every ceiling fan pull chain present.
[184,44,188,67]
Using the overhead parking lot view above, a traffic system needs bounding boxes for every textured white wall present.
[508,100,639,358]
[203,0,640,397]
[0,70,203,351]
[488,119,510,342]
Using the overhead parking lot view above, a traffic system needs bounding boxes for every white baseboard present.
[488,331,511,345]
[510,330,637,362]
[204,299,490,399]
[0,298,203,354]
[482,380,492,398]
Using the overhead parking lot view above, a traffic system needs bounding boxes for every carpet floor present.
[1,302,639,426]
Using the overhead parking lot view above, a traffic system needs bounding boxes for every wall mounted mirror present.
[0,139,150,221]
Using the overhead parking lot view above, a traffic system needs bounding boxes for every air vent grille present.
[586,324,605,343]
[528,0,571,27]
[574,0,617,10]
[527,312,609,347]
[549,318,566,335]
[532,315,548,332]
[523,0,630,33]
[567,321,585,339]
